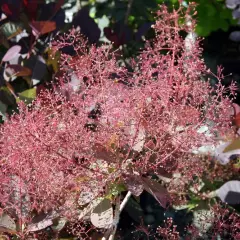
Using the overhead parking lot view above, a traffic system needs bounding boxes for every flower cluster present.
[0,3,237,238]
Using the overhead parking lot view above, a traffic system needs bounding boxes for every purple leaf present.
[135,22,153,41]
[142,177,170,208]
[72,7,100,43]
[92,143,117,163]
[122,174,144,196]
[2,45,21,62]
[216,180,240,205]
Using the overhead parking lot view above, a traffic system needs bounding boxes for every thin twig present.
[109,191,132,240]
[102,191,132,240]
[120,191,132,212]
[124,0,134,25]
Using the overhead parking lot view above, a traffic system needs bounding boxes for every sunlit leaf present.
[8,175,30,218]
[51,218,66,232]
[45,48,60,73]
[27,213,55,232]
[0,235,10,240]
[2,45,21,62]
[90,199,113,229]
[0,213,16,234]
[79,198,103,220]
[216,180,240,205]
[214,141,240,165]
[106,182,126,198]
[223,138,240,153]
[129,120,145,152]
[78,187,97,206]
[193,209,215,233]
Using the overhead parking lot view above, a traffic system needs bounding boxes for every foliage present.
[90,0,237,47]
[0,2,239,240]
[0,0,67,120]
[158,0,237,36]
[0,0,102,120]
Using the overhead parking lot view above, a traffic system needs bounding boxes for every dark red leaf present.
[30,21,56,36]
[104,27,120,47]
[142,177,170,208]
[1,2,22,19]
[53,0,65,16]
[232,103,240,127]
[23,0,39,20]
[92,143,117,163]
[6,64,32,77]
[1,4,13,16]
[122,174,144,196]
[233,112,240,127]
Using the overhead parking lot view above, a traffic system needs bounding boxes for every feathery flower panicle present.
[0,3,237,238]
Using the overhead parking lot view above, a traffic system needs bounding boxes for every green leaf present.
[18,88,36,104]
[187,203,199,211]
[106,182,126,199]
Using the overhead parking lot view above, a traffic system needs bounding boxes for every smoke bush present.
[0,3,238,239]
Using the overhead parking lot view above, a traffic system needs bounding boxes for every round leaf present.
[51,218,66,232]
[0,213,16,233]
[90,199,113,229]
[216,180,240,205]
[78,189,96,206]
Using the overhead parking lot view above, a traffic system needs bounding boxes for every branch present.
[102,191,132,240]
[124,0,134,25]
